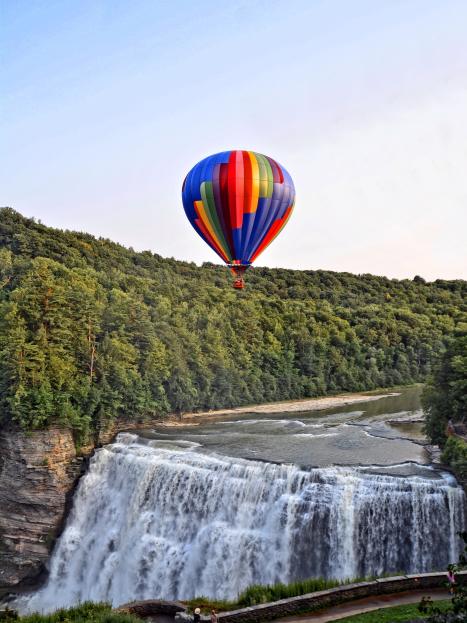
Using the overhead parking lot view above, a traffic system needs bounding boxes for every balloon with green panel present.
[182,150,295,288]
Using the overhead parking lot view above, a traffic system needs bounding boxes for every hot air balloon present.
[182,150,295,289]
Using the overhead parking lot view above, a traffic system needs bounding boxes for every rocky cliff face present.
[0,418,169,597]
[0,427,85,595]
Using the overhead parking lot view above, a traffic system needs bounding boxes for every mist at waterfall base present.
[21,390,466,612]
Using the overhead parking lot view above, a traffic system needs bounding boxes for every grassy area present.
[336,599,451,622]
[184,577,360,611]
[0,602,141,623]
[236,577,344,606]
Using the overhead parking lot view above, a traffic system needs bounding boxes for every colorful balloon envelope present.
[182,150,295,289]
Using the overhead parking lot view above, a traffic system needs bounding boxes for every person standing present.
[210,610,218,623]
[447,565,456,594]
[193,608,201,623]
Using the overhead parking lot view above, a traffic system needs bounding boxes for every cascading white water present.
[23,432,465,612]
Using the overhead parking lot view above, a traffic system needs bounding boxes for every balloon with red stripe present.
[182,150,295,289]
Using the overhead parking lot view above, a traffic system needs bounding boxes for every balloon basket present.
[229,263,249,290]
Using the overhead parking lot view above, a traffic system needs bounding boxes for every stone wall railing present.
[111,572,466,622]
[216,572,466,623]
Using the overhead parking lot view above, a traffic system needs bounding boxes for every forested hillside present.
[423,321,467,444]
[0,208,465,440]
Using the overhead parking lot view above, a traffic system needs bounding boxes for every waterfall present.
[23,433,465,612]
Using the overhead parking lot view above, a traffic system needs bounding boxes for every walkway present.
[273,588,449,623]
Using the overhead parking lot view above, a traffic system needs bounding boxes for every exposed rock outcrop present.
[0,417,172,597]
[0,427,86,595]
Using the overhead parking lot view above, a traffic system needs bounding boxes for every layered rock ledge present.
[0,427,84,595]
[0,418,164,596]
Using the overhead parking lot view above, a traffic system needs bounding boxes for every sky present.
[1,0,466,281]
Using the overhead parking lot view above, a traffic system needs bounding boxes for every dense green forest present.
[0,208,465,440]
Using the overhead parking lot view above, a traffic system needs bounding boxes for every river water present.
[19,387,466,611]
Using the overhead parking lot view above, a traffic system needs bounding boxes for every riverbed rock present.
[0,427,84,595]
[425,444,442,465]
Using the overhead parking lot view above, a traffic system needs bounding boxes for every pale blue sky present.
[1,0,466,280]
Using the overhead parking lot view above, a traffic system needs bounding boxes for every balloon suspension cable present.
[228,263,250,290]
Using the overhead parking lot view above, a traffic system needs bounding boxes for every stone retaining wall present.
[215,572,467,623]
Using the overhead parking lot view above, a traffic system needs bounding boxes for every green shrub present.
[442,437,467,479]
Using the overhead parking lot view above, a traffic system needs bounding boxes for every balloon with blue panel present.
[182,150,295,289]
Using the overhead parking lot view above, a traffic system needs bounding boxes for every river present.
[18,386,466,612]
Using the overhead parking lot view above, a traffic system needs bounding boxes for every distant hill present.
[0,207,465,440]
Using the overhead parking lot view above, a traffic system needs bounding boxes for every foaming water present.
[20,432,465,612]
[293,432,338,438]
